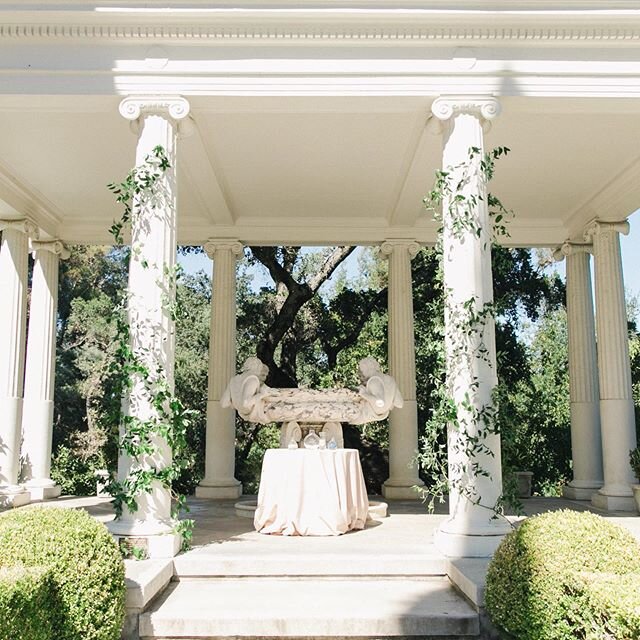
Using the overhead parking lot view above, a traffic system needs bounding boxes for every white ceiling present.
[0,95,639,247]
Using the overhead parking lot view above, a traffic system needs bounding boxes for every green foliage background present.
[45,240,626,499]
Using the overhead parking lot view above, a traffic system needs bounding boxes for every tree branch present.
[248,245,355,387]
[308,246,355,292]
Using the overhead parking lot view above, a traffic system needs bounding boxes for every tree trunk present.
[250,246,355,387]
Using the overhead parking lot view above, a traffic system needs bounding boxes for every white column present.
[0,219,37,508]
[381,239,425,500]
[108,96,190,558]
[21,240,69,501]
[555,242,603,500]
[586,219,637,512]
[431,96,510,557]
[196,239,243,499]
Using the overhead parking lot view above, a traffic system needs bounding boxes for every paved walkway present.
[32,493,640,552]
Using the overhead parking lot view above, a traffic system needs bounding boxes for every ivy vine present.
[106,145,195,553]
[419,145,523,519]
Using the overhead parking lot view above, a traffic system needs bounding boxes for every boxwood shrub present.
[0,566,54,640]
[565,572,640,640]
[485,510,640,640]
[0,507,125,640]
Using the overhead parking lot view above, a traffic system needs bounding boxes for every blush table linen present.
[254,448,369,536]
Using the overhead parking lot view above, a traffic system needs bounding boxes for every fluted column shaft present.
[21,240,69,500]
[381,239,424,499]
[587,220,637,512]
[196,240,243,499]
[0,219,37,492]
[557,243,603,499]
[109,96,190,557]
[431,96,510,558]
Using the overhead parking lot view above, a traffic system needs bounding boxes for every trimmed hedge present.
[566,572,640,640]
[0,507,126,640]
[0,566,54,640]
[485,510,640,640]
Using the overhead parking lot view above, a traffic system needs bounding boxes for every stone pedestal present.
[0,486,32,509]
[108,96,190,557]
[381,240,424,500]
[196,240,243,500]
[430,96,510,557]
[586,220,636,512]
[0,219,37,507]
[21,240,69,501]
[555,243,603,501]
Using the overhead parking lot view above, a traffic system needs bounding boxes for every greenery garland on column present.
[106,145,195,554]
[420,145,522,517]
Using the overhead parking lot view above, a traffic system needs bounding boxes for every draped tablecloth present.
[254,448,369,536]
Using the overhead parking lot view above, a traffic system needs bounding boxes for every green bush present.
[0,566,54,640]
[485,510,640,640]
[566,572,640,640]
[0,507,125,640]
[50,444,106,496]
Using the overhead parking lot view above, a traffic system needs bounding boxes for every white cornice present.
[1,1,637,8]
[3,6,640,44]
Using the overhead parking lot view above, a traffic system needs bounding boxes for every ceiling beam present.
[0,160,62,237]
[566,156,640,240]
[388,113,435,228]
[179,118,234,227]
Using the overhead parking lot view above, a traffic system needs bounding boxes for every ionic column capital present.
[0,218,39,239]
[30,239,70,260]
[584,219,630,241]
[203,239,244,261]
[431,96,501,123]
[380,240,421,260]
[119,96,193,137]
[119,96,191,122]
[553,241,593,262]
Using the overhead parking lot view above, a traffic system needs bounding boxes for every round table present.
[254,448,369,536]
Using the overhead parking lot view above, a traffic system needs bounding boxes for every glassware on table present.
[327,437,338,450]
[303,428,320,449]
[318,433,327,449]
[287,437,298,449]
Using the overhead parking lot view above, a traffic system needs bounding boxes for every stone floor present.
[31,492,640,554]
[19,492,640,639]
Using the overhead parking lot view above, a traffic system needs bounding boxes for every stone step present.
[139,576,480,639]
[174,550,447,577]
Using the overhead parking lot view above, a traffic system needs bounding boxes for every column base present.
[434,527,507,558]
[382,479,424,500]
[434,517,511,558]
[107,518,181,559]
[0,485,31,509]
[26,482,61,501]
[591,490,636,513]
[195,479,242,500]
[562,482,602,501]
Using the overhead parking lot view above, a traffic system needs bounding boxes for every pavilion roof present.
[1,1,639,246]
